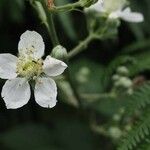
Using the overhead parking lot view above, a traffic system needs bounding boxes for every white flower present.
[86,0,144,22]
[0,30,67,109]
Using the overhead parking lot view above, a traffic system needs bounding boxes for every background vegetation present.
[0,0,150,150]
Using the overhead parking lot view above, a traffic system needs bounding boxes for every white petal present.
[119,7,144,22]
[34,78,57,108]
[0,54,17,79]
[109,11,121,19]
[104,0,126,12]
[43,56,67,77]
[1,78,31,109]
[18,30,45,59]
[85,0,104,12]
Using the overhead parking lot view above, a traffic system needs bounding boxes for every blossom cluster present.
[0,0,144,109]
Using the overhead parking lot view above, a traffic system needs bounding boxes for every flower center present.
[104,0,126,12]
[16,56,43,79]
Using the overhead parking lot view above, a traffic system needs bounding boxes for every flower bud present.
[127,88,133,95]
[112,74,120,81]
[114,77,132,88]
[80,0,98,8]
[117,66,129,76]
[51,45,68,61]
[46,0,54,9]
[76,67,90,83]
[113,114,121,122]
[108,126,122,139]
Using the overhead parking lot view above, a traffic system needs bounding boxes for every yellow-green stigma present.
[16,57,43,79]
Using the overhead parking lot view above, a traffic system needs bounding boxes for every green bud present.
[112,74,120,81]
[127,88,133,95]
[125,125,132,131]
[51,45,68,61]
[117,66,129,76]
[114,77,132,88]
[80,0,98,8]
[76,67,90,83]
[108,126,122,139]
[119,108,125,114]
[113,114,121,122]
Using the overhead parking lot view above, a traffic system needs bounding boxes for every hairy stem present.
[68,34,95,59]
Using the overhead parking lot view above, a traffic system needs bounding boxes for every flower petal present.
[104,0,126,12]
[34,78,57,108]
[0,54,17,79]
[119,7,144,22]
[86,0,104,12]
[109,10,121,19]
[43,56,67,77]
[18,30,45,59]
[1,78,31,109]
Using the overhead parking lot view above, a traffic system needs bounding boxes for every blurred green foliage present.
[0,0,150,150]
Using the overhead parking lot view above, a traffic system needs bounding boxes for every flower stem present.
[68,34,95,59]
[30,0,59,47]
[66,69,83,108]
[44,14,59,46]
[80,92,116,101]
[49,1,81,12]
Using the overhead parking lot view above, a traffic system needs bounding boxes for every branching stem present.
[68,34,96,59]
[49,1,81,12]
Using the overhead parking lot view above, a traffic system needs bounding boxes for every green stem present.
[56,77,79,108]
[68,34,95,59]
[44,14,59,46]
[49,1,81,12]
[80,92,116,101]
[68,18,114,59]
[31,1,59,47]
[66,69,83,108]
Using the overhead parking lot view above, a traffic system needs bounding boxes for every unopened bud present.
[112,74,120,81]
[127,88,133,95]
[114,77,132,88]
[46,0,55,9]
[113,114,121,121]
[108,127,122,139]
[117,66,129,76]
[51,45,68,61]
[76,67,90,83]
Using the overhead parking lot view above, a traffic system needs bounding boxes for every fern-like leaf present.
[124,82,150,115]
[118,109,150,150]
